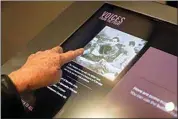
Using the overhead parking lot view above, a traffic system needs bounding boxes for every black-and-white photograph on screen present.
[74,26,147,81]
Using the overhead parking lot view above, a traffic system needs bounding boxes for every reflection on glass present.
[165,102,175,112]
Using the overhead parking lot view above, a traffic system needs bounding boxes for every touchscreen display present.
[101,47,177,118]
[21,3,177,118]
[74,26,147,81]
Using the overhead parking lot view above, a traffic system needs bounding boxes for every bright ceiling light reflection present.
[79,109,115,118]
[76,105,118,118]
[165,102,175,112]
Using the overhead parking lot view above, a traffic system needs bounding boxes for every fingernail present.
[78,48,84,54]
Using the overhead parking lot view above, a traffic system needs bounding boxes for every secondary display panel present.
[21,3,177,118]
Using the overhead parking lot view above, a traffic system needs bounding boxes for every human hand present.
[9,46,84,93]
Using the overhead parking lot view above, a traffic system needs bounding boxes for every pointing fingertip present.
[77,48,84,54]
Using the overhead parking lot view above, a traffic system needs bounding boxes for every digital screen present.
[74,26,146,81]
[99,47,177,118]
[21,3,178,118]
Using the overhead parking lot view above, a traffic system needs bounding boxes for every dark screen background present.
[22,3,178,118]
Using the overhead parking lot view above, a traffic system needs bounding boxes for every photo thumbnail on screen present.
[74,26,147,81]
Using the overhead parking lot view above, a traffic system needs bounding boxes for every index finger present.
[51,46,63,53]
[60,48,84,66]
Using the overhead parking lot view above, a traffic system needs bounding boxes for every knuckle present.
[59,47,63,52]
[69,50,75,56]
[45,50,50,53]
[36,51,42,54]
[28,54,35,59]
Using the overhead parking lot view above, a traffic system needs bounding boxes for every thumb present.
[51,70,62,85]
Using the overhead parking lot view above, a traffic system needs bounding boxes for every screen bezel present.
[59,2,177,48]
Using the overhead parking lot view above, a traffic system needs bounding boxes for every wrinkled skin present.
[9,46,84,93]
